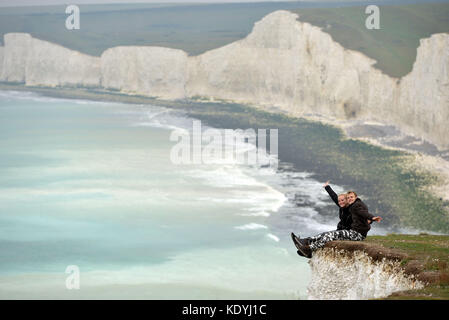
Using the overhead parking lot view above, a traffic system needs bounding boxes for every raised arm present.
[323,181,339,206]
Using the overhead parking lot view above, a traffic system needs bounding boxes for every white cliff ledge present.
[306,237,449,300]
[0,10,448,149]
[308,246,424,300]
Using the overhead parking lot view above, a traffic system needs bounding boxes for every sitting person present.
[292,181,351,256]
[291,187,382,258]
[324,180,352,231]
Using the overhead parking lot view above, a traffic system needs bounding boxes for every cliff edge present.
[308,234,449,300]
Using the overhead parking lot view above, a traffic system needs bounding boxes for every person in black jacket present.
[293,181,351,254]
[345,191,381,238]
[323,181,352,231]
[291,187,382,258]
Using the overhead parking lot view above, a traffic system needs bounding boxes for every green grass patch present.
[366,234,449,299]
[367,234,449,267]
[290,2,449,78]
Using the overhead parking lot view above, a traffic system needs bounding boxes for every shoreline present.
[185,90,449,205]
[301,114,449,204]
[1,83,448,234]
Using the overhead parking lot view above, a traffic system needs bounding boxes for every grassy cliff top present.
[326,234,449,299]
[290,2,449,78]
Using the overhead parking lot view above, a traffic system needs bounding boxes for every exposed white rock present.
[397,34,449,150]
[187,11,397,120]
[187,12,305,112]
[0,33,100,87]
[307,248,424,300]
[187,10,448,149]
[1,33,32,82]
[0,10,447,148]
[26,38,101,88]
[101,46,188,99]
[0,46,3,79]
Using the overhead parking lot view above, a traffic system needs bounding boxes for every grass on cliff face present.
[366,234,449,299]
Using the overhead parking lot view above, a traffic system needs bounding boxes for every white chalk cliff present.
[307,248,424,300]
[0,46,3,79]
[1,33,100,87]
[0,10,448,148]
[100,46,188,99]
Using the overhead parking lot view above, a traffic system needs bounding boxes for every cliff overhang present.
[307,236,449,300]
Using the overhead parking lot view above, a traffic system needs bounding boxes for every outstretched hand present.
[323,180,330,187]
[368,217,382,224]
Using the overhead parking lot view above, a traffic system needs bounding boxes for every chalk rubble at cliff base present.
[0,10,448,149]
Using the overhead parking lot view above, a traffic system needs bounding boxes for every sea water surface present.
[0,90,353,299]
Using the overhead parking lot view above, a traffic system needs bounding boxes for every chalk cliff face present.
[187,11,397,121]
[397,34,449,148]
[307,248,423,300]
[1,33,32,83]
[187,11,447,149]
[0,46,3,79]
[0,33,100,87]
[101,46,188,99]
[0,10,448,148]
[26,38,101,88]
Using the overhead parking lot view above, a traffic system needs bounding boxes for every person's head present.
[346,191,358,205]
[337,194,347,208]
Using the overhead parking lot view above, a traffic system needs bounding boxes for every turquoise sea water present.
[0,90,355,299]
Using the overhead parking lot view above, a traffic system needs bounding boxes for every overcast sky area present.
[0,0,406,7]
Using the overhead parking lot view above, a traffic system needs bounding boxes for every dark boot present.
[297,244,313,259]
[296,250,305,257]
[291,233,310,249]
[299,237,311,246]
[291,232,302,250]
